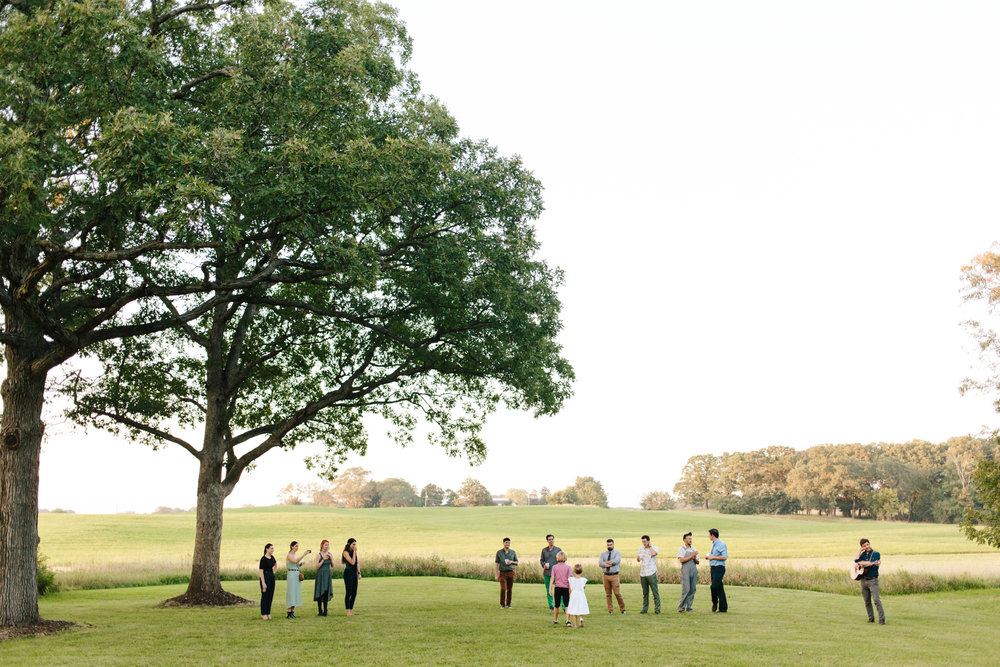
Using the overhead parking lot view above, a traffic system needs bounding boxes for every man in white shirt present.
[636,534,660,614]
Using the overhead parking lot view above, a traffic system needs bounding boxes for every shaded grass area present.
[39,506,1000,595]
[6,578,1000,665]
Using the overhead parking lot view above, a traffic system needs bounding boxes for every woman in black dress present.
[342,538,361,616]
[258,543,277,620]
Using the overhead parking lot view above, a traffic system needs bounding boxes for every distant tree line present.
[671,436,996,522]
[279,469,609,508]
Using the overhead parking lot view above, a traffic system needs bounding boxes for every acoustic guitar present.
[850,561,865,580]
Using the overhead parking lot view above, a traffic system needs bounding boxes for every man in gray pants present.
[855,538,885,624]
[676,532,699,612]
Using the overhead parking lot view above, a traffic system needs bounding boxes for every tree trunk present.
[171,331,249,607]
[0,346,46,627]
[168,457,247,605]
[187,461,225,597]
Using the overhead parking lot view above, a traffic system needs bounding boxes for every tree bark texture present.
[177,343,246,605]
[0,342,46,626]
[185,461,226,598]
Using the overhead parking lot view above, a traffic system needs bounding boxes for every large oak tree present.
[0,0,290,626]
[57,0,572,605]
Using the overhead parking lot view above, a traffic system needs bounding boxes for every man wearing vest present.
[600,538,626,614]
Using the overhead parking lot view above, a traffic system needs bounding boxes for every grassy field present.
[38,506,1000,590]
[5,578,999,665]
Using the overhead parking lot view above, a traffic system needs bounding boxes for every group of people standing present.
[501,528,730,626]
[506,531,887,627]
[257,538,361,620]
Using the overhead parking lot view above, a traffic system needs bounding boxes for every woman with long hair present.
[285,540,311,619]
[314,539,334,616]
[342,538,362,616]
[258,543,277,620]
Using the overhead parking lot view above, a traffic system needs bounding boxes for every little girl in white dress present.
[566,564,590,627]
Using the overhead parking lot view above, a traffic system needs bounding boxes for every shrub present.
[38,553,58,596]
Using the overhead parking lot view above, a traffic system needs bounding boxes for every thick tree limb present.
[90,409,200,459]
[150,0,242,34]
[32,239,225,265]
[171,68,234,100]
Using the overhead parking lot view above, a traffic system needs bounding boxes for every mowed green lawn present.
[38,505,997,574]
[6,578,998,665]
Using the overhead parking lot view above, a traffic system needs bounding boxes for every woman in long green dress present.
[313,539,334,616]
[285,541,310,619]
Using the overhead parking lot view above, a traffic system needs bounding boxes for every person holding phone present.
[494,537,519,608]
[342,538,362,616]
[285,541,311,619]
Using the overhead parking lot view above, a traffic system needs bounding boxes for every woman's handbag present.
[299,571,304,582]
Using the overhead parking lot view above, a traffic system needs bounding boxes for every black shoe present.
[287,612,296,619]
[621,610,626,615]
[640,611,647,614]
[655,611,661,614]
[608,610,613,614]
[878,620,885,625]
[718,609,727,613]
[867,619,875,623]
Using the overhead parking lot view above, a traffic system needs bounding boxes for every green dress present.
[313,554,333,601]
[286,560,302,607]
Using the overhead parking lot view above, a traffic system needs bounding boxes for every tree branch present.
[171,68,234,100]
[91,409,200,459]
[32,238,224,265]
[150,0,242,35]
[158,295,210,348]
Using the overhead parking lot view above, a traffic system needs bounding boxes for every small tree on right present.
[960,458,1000,549]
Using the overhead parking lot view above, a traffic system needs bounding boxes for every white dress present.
[566,576,589,615]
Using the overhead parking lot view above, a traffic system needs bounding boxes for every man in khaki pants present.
[599,538,626,614]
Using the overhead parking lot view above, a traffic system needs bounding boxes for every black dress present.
[259,555,276,615]
[343,553,359,610]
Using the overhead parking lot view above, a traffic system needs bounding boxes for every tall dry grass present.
[50,553,1000,596]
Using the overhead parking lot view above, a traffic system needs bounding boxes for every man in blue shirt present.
[706,528,728,612]
[599,538,626,614]
[854,538,885,624]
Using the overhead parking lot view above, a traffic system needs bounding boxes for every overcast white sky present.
[37,0,1000,512]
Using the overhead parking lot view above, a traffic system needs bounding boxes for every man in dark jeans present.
[855,538,885,624]
[706,528,728,612]
[494,537,519,608]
